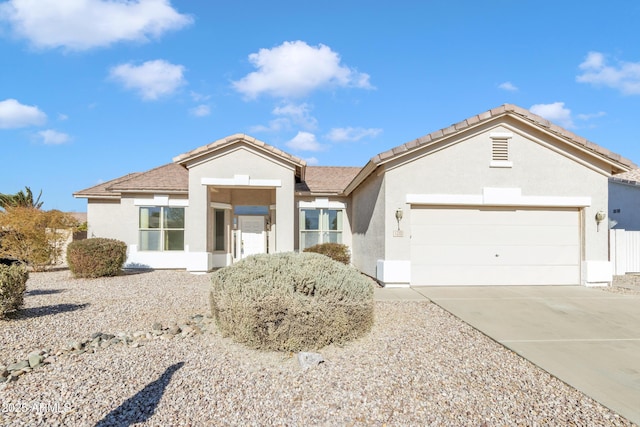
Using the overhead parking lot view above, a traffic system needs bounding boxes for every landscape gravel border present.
[0,270,635,426]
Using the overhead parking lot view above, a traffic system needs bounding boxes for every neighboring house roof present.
[173,133,307,169]
[74,164,187,198]
[68,212,87,223]
[296,166,362,194]
[345,104,637,195]
[611,168,640,185]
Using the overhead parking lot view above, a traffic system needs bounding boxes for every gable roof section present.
[296,166,361,194]
[74,163,187,198]
[345,104,637,195]
[173,133,307,175]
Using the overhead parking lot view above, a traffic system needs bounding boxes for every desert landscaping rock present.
[297,352,324,370]
[0,269,635,425]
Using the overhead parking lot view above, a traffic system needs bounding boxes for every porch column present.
[275,182,295,252]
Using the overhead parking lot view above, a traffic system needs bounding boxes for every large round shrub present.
[67,238,127,278]
[303,242,350,264]
[210,252,375,351]
[0,264,28,318]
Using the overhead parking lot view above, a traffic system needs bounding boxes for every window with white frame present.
[139,207,185,251]
[300,208,343,249]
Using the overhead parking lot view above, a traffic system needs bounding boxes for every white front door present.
[239,216,266,258]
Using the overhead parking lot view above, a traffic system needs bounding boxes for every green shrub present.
[0,264,28,318]
[66,238,127,278]
[303,242,351,264]
[210,252,374,351]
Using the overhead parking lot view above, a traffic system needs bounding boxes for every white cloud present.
[498,81,518,91]
[250,102,318,133]
[577,51,640,95]
[304,156,319,166]
[286,131,323,152]
[577,111,606,121]
[190,91,211,102]
[38,129,70,144]
[232,40,373,99]
[0,98,46,128]
[189,104,210,117]
[249,118,291,133]
[530,102,575,129]
[0,0,192,51]
[109,59,186,100]
[326,127,382,142]
[57,113,68,121]
[272,102,317,130]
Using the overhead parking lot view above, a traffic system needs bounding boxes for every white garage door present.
[410,207,580,285]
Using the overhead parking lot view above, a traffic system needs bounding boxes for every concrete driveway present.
[415,286,640,425]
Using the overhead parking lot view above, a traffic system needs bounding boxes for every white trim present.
[298,198,347,209]
[376,260,411,285]
[201,175,282,187]
[134,195,189,207]
[489,131,513,139]
[407,187,591,207]
[490,160,513,168]
[210,202,232,209]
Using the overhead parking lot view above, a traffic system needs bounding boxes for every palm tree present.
[0,187,44,209]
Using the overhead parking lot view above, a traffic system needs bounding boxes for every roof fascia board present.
[344,161,378,195]
[506,114,633,174]
[181,144,301,175]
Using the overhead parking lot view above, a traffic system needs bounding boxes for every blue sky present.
[2,1,640,212]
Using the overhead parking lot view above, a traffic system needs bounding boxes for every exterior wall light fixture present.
[395,208,403,231]
[595,211,606,232]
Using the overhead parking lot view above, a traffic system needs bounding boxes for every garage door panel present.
[413,207,578,226]
[412,244,579,266]
[412,265,580,286]
[410,207,580,286]
[413,224,579,246]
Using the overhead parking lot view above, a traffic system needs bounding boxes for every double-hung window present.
[139,207,185,251]
[300,208,343,249]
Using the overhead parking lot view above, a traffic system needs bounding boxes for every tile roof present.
[296,166,361,194]
[110,163,188,192]
[73,172,143,198]
[173,133,307,168]
[611,168,640,184]
[371,104,637,170]
[74,164,187,198]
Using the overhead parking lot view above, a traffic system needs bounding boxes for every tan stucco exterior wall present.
[350,171,386,278]
[380,121,611,280]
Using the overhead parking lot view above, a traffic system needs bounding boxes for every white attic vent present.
[489,132,513,168]
[492,138,509,161]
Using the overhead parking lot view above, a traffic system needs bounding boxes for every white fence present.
[610,229,640,275]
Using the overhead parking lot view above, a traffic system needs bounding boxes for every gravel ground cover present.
[0,270,635,426]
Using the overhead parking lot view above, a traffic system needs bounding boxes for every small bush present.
[67,238,127,278]
[210,252,374,351]
[0,264,28,318]
[303,242,351,264]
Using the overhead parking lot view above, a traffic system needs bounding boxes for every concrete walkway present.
[417,286,640,425]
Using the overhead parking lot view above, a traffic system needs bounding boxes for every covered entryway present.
[410,206,581,285]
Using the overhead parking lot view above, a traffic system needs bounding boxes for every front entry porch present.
[209,187,280,269]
